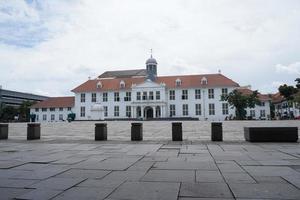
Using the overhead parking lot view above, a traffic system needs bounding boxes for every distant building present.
[30,55,272,122]
[236,87,271,120]
[30,97,74,122]
[0,86,48,107]
[272,92,300,119]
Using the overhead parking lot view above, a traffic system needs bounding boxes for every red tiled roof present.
[71,73,240,93]
[236,88,271,101]
[31,97,74,108]
[271,92,285,103]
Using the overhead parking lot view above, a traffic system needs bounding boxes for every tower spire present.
[150,49,153,58]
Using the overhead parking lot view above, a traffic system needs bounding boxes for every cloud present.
[0,0,300,96]
[275,62,300,75]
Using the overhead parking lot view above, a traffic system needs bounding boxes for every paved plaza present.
[0,121,300,199]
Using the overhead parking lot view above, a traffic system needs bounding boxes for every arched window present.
[96,81,102,89]
[120,80,125,89]
[175,78,182,86]
[201,77,207,85]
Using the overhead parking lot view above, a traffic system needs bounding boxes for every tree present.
[278,84,298,116]
[0,105,18,122]
[222,89,261,120]
[18,101,35,122]
[295,78,300,89]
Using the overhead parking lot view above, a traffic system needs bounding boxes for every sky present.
[0,0,300,96]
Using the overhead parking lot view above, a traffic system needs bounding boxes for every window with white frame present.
[51,114,55,121]
[114,92,120,102]
[92,93,97,102]
[261,102,265,106]
[182,90,188,100]
[103,92,108,102]
[124,92,131,101]
[50,108,55,112]
[36,114,39,121]
[195,104,201,115]
[104,106,108,117]
[195,89,201,99]
[80,106,85,117]
[221,88,228,96]
[156,91,160,100]
[183,104,189,116]
[222,103,229,115]
[126,106,131,117]
[142,91,147,100]
[208,89,214,99]
[250,110,255,117]
[114,106,119,117]
[81,93,85,102]
[149,91,154,100]
[42,108,47,112]
[209,103,215,115]
[59,114,63,121]
[35,108,39,112]
[260,110,266,117]
[169,90,175,100]
[67,107,72,111]
[43,114,47,121]
[136,92,141,101]
[59,107,63,111]
[170,104,175,117]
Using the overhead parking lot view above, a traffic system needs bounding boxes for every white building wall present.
[30,107,74,122]
[72,82,271,121]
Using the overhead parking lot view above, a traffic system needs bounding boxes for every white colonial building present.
[30,55,271,121]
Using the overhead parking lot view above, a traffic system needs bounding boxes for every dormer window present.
[96,81,102,89]
[201,77,207,85]
[175,78,182,86]
[120,80,125,88]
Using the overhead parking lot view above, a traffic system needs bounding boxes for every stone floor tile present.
[217,162,245,173]
[179,182,233,198]
[108,181,180,200]
[229,183,300,199]
[153,161,218,170]
[101,170,147,182]
[52,187,113,200]
[141,169,195,182]
[0,160,26,169]
[15,189,62,200]
[196,171,224,183]
[243,166,299,177]
[0,178,37,188]
[0,188,33,200]
[222,173,256,183]
[77,179,123,189]
[29,177,85,191]
[55,169,110,179]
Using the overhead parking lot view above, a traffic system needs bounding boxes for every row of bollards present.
[95,122,223,142]
[0,122,223,141]
[0,123,41,140]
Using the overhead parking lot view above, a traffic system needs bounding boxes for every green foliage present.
[0,105,18,122]
[222,89,261,120]
[295,78,300,89]
[278,84,298,101]
[19,101,35,122]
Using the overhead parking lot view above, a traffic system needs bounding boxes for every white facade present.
[73,79,264,121]
[30,107,74,122]
[274,101,300,119]
[245,101,271,120]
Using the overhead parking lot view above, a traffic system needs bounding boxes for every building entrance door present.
[144,107,153,119]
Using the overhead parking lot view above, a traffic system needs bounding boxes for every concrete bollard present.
[131,123,143,141]
[27,123,41,140]
[95,123,107,141]
[211,122,223,141]
[172,122,182,141]
[0,124,8,140]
